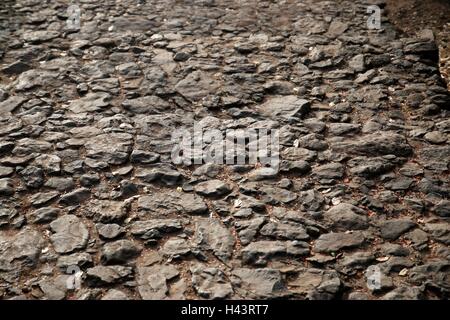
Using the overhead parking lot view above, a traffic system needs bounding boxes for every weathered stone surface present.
[130,150,160,164]
[175,71,218,101]
[0,228,44,277]
[14,69,58,91]
[85,133,132,165]
[231,268,285,299]
[289,268,341,299]
[0,95,26,114]
[191,264,233,299]
[23,30,59,43]
[137,192,208,216]
[1,0,449,301]
[381,286,423,300]
[0,178,15,196]
[122,95,171,114]
[137,264,179,299]
[323,203,369,231]
[86,200,128,223]
[49,215,89,254]
[0,166,14,178]
[101,289,130,300]
[135,166,182,186]
[38,275,70,300]
[44,177,74,192]
[313,163,345,180]
[69,93,110,113]
[96,223,124,240]
[348,156,395,177]
[59,188,90,206]
[313,232,365,253]
[260,186,297,204]
[258,96,310,120]
[378,219,416,240]
[194,180,231,197]
[281,147,317,162]
[57,253,93,270]
[28,207,60,224]
[332,132,413,157]
[193,218,235,262]
[31,191,59,207]
[241,240,309,265]
[259,221,309,241]
[423,223,450,245]
[130,219,184,240]
[101,240,142,265]
[433,200,450,217]
[337,252,375,275]
[235,217,266,245]
[161,238,191,259]
[248,167,278,181]
[85,265,133,287]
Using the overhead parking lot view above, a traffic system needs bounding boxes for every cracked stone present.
[289,268,342,299]
[259,221,310,241]
[85,133,132,165]
[135,166,182,186]
[193,218,235,263]
[85,265,133,287]
[137,192,207,216]
[231,268,285,299]
[101,240,142,265]
[86,200,128,223]
[194,179,231,197]
[314,232,365,253]
[241,240,309,265]
[0,228,44,279]
[49,215,89,254]
[96,223,124,240]
[122,95,171,114]
[69,93,111,113]
[161,238,192,259]
[130,219,184,241]
[137,264,179,299]
[259,95,310,120]
[191,264,233,299]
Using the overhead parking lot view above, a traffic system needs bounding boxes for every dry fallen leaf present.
[399,268,409,276]
[376,256,390,262]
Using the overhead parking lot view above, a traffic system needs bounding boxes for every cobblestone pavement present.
[0,0,449,300]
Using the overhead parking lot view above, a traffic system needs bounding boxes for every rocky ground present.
[386,0,450,91]
[0,0,449,300]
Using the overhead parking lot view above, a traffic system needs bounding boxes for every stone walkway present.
[0,0,449,300]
